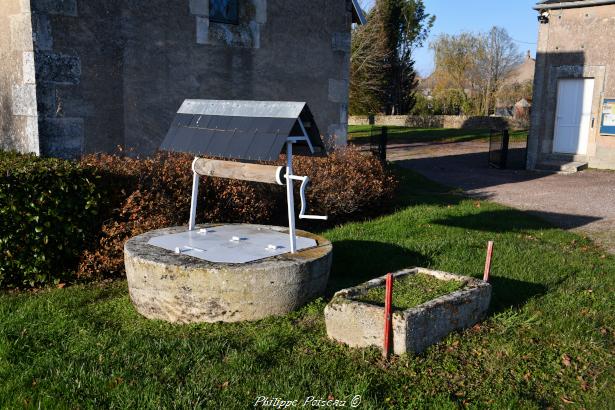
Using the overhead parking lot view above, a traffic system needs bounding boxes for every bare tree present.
[430,32,483,114]
[349,11,389,114]
[429,27,522,115]
[430,33,482,92]
[496,79,533,108]
[476,27,523,115]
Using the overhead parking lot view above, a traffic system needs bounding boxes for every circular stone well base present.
[124,224,333,323]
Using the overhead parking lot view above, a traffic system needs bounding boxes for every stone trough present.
[324,268,491,355]
[125,224,332,323]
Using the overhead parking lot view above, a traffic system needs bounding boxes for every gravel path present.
[390,140,615,253]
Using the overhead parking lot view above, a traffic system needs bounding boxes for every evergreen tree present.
[350,0,434,115]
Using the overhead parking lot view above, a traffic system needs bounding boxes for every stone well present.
[324,268,491,355]
[125,224,333,323]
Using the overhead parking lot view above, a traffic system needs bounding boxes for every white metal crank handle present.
[287,175,328,221]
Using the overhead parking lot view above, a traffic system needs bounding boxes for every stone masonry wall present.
[121,0,353,154]
[31,0,124,158]
[349,115,523,130]
[2,0,354,158]
[0,0,39,155]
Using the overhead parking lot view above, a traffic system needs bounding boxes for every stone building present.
[496,51,535,116]
[0,0,364,158]
[528,0,615,170]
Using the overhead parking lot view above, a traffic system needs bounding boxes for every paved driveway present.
[392,140,615,253]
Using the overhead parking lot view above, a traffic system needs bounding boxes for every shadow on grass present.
[326,239,546,314]
[488,276,547,313]
[387,166,467,208]
[433,209,600,233]
[326,240,431,294]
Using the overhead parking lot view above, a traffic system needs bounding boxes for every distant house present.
[496,51,536,116]
[514,98,531,119]
[0,0,365,159]
[528,0,615,170]
[504,51,536,86]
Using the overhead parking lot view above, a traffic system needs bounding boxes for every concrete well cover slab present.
[147,224,317,263]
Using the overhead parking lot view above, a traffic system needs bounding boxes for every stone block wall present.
[349,115,522,130]
[32,0,128,158]
[122,0,353,153]
[0,0,39,154]
[1,0,354,158]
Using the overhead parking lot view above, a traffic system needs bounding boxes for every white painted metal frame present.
[188,157,200,231]
[187,118,327,253]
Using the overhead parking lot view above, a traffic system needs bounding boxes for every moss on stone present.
[355,273,464,311]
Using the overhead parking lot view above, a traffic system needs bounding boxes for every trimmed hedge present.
[0,147,397,287]
[78,147,397,279]
[76,152,283,278]
[0,152,104,288]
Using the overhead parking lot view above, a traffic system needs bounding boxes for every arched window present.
[209,0,238,25]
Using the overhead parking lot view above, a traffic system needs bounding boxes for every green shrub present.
[0,152,104,288]
[0,147,397,287]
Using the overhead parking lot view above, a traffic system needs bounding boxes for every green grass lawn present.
[356,273,464,311]
[348,125,528,144]
[1,169,614,408]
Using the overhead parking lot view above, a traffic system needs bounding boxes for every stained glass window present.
[209,0,239,25]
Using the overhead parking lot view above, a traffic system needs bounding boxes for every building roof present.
[535,0,615,10]
[503,51,535,85]
[351,0,367,25]
[539,0,584,3]
[159,100,325,161]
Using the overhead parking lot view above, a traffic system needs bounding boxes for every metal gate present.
[488,128,510,169]
[369,126,388,164]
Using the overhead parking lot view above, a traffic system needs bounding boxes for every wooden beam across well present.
[193,158,285,185]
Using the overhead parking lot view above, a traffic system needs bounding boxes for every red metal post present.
[383,273,394,359]
[483,241,494,282]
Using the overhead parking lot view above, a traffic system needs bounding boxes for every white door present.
[553,78,594,154]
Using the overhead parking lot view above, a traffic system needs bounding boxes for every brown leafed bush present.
[77,146,397,279]
[294,147,397,221]
[77,152,279,277]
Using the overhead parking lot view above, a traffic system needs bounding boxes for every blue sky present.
[360,0,540,76]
